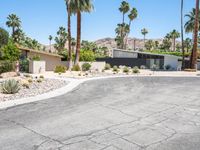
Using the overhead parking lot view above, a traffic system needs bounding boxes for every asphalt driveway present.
[0,77,200,150]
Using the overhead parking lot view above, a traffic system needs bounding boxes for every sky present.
[0,0,195,45]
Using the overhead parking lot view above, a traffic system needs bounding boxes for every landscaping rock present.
[0,72,18,78]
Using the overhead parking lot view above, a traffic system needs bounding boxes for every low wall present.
[29,61,46,74]
[60,61,106,71]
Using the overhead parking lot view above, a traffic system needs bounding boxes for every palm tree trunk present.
[190,0,199,69]
[49,40,51,52]
[67,4,72,70]
[124,20,131,50]
[75,10,81,65]
[143,35,145,50]
[173,38,176,51]
[181,0,185,70]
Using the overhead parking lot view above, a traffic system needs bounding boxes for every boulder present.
[0,72,18,78]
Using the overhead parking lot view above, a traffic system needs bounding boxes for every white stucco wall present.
[29,61,46,74]
[164,55,180,70]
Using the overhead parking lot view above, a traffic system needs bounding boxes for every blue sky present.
[0,0,195,45]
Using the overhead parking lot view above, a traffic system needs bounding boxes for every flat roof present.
[19,47,63,58]
[113,49,182,58]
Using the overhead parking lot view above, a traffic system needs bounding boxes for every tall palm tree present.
[170,30,180,51]
[119,1,130,25]
[185,8,200,33]
[49,35,53,52]
[190,0,199,69]
[65,0,72,69]
[70,0,93,65]
[125,8,138,49]
[141,28,148,50]
[181,0,185,69]
[119,1,130,49]
[6,14,21,42]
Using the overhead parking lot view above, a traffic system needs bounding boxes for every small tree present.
[0,28,9,48]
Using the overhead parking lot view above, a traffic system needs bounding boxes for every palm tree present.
[70,0,93,65]
[6,14,21,42]
[190,0,199,69]
[141,28,148,50]
[65,0,73,69]
[48,35,53,52]
[185,8,200,33]
[119,1,130,49]
[184,38,192,52]
[181,0,185,69]
[119,1,130,25]
[170,30,180,51]
[125,8,138,49]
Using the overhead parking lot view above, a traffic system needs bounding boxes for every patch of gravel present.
[0,79,68,102]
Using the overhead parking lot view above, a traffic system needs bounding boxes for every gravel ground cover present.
[0,78,68,102]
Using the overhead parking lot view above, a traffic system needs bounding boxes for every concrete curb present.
[0,75,199,110]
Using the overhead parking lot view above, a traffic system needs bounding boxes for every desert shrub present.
[31,55,41,61]
[39,75,44,79]
[132,66,140,74]
[24,74,31,78]
[165,64,171,70]
[0,41,20,61]
[104,63,111,70]
[28,79,33,83]
[113,66,119,72]
[0,28,9,48]
[82,63,91,71]
[1,79,20,94]
[0,60,14,74]
[80,50,95,62]
[72,64,81,71]
[54,65,67,73]
[37,79,42,83]
[123,66,130,73]
[151,64,158,71]
[140,65,146,69]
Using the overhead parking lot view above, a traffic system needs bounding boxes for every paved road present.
[0,77,200,150]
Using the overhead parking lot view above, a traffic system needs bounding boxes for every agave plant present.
[1,79,20,94]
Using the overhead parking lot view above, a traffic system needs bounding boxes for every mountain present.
[94,37,164,50]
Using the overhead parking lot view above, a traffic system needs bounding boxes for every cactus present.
[1,79,20,94]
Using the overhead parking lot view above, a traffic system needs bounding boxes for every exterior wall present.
[61,61,106,71]
[29,61,46,74]
[27,52,62,71]
[113,49,138,58]
[164,55,180,70]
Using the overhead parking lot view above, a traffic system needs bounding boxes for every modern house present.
[20,47,63,71]
[97,49,200,70]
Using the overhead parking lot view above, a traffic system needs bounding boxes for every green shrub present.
[19,58,29,73]
[1,79,20,94]
[39,75,44,79]
[80,50,95,62]
[140,65,146,69]
[105,63,111,70]
[72,64,81,71]
[37,79,42,83]
[113,66,119,72]
[82,63,91,71]
[0,28,9,48]
[165,65,171,70]
[123,66,130,73]
[0,61,14,74]
[0,40,20,61]
[31,55,41,61]
[132,66,140,74]
[28,79,33,83]
[54,66,67,73]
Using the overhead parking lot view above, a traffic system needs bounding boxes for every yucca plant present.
[1,79,20,94]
